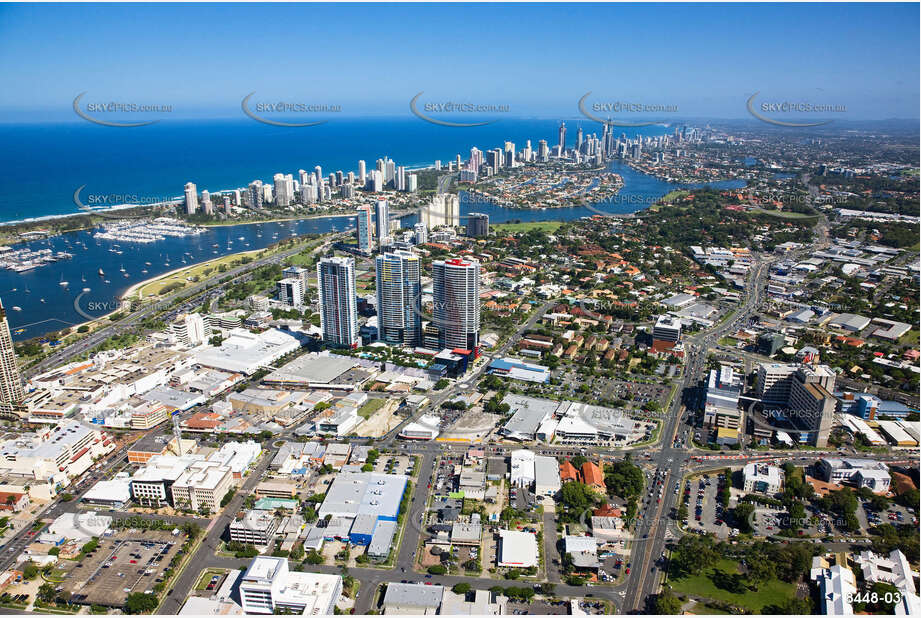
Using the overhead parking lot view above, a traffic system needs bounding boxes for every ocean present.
[0,118,744,339]
[0,117,670,223]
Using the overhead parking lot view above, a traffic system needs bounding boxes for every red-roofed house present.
[581,462,606,492]
[559,461,579,484]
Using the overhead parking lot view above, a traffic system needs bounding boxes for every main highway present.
[24,234,341,379]
[621,255,772,613]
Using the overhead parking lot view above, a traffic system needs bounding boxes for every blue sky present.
[0,2,918,121]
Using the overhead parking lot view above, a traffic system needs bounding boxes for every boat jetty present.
[0,246,73,272]
[92,217,206,243]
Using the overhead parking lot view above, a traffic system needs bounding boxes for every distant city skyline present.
[0,3,918,121]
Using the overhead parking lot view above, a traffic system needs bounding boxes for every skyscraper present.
[184,182,198,215]
[358,160,366,185]
[0,299,23,408]
[368,170,383,193]
[420,194,459,229]
[504,141,516,167]
[273,173,294,207]
[558,122,567,153]
[413,222,428,245]
[376,250,422,347]
[432,258,480,351]
[317,257,358,348]
[375,200,390,247]
[466,213,489,238]
[356,205,374,253]
[277,278,305,308]
[246,180,264,209]
[200,190,213,215]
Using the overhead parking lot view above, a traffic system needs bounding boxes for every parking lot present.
[373,454,414,476]
[682,473,732,539]
[862,500,917,530]
[430,454,461,495]
[750,505,824,538]
[441,408,501,442]
[60,530,183,607]
[507,599,568,614]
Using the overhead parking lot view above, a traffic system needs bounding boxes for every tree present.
[22,562,39,580]
[733,502,756,533]
[894,488,919,509]
[124,592,159,614]
[452,583,471,594]
[427,565,447,575]
[605,458,644,500]
[763,597,813,614]
[81,538,99,555]
[37,583,57,604]
[654,587,683,615]
[671,534,718,577]
[220,489,236,508]
[304,550,324,565]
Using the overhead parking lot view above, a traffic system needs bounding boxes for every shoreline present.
[120,248,264,300]
[0,163,439,231]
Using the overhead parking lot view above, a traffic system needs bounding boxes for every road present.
[622,255,772,613]
[0,443,132,572]
[25,235,340,378]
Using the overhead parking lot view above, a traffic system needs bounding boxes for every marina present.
[92,217,206,243]
[0,161,743,341]
[0,246,73,272]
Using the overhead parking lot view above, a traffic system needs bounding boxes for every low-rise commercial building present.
[534,455,561,497]
[239,557,341,615]
[817,458,891,492]
[170,460,233,512]
[497,529,539,568]
[742,463,783,494]
[229,510,280,546]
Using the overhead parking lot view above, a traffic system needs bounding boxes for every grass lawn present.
[668,558,796,613]
[285,241,324,267]
[899,329,919,346]
[492,221,562,234]
[195,568,229,590]
[357,398,387,419]
[750,207,819,221]
[717,336,737,346]
[131,250,261,298]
